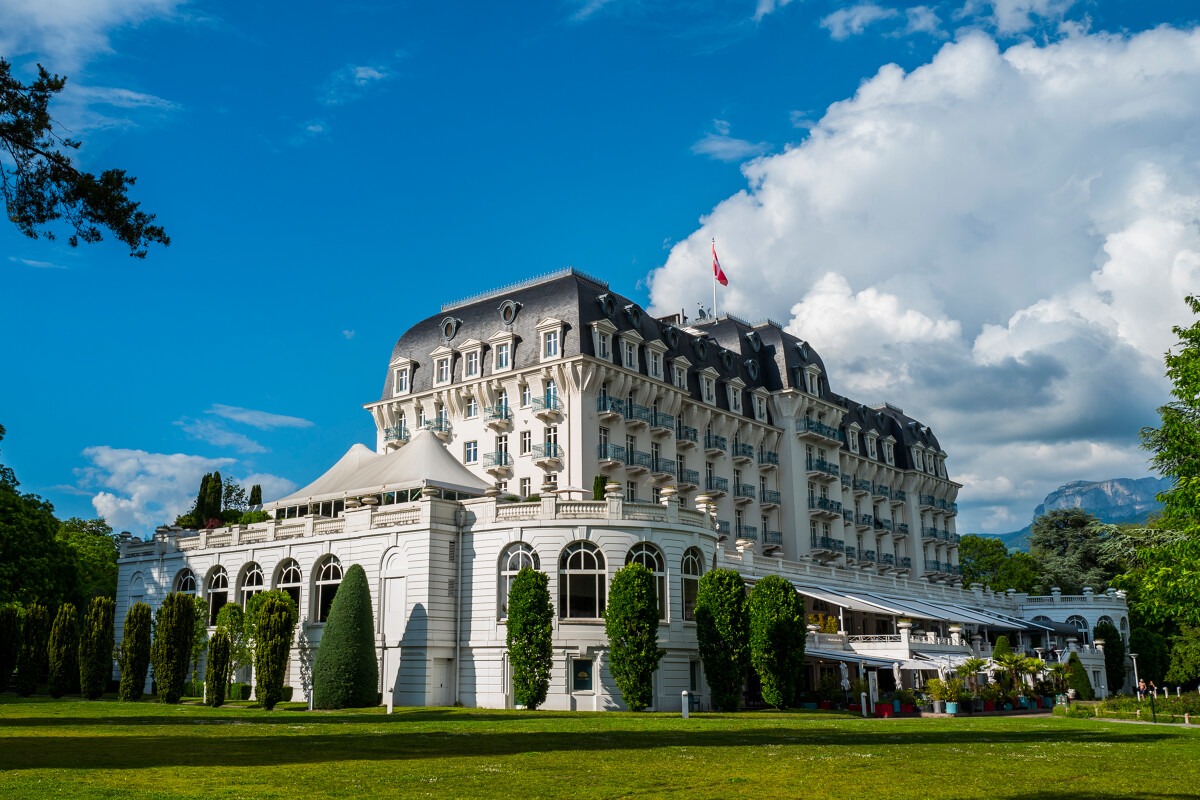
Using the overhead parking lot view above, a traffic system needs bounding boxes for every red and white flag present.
[712,241,728,286]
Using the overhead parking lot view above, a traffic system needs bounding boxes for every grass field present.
[1,697,1198,799]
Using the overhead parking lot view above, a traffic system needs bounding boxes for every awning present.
[792,584,898,616]
[928,601,1028,630]
[806,648,901,669]
[914,652,979,668]
[842,591,946,621]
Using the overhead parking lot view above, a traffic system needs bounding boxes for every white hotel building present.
[117,269,1129,708]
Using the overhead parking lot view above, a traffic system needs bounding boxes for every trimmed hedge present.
[1066,651,1095,700]
[695,569,749,712]
[79,597,115,699]
[748,574,805,708]
[117,602,152,701]
[16,603,49,696]
[313,564,378,709]
[506,567,553,710]
[253,590,298,710]
[205,630,231,707]
[48,603,80,698]
[150,593,196,704]
[0,605,20,690]
[603,563,664,711]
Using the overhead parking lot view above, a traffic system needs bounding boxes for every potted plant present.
[895,687,918,713]
[980,682,999,712]
[876,692,895,717]
[847,678,868,711]
[818,673,840,710]
[944,678,964,715]
[926,678,946,714]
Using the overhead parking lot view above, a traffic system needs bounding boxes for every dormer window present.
[490,330,514,374]
[913,448,924,471]
[464,350,479,378]
[495,342,510,370]
[624,340,636,368]
[535,317,565,363]
[702,376,715,404]
[675,366,686,388]
[849,426,861,454]
[598,333,610,358]
[753,392,768,422]
[435,357,451,385]
[867,435,877,459]
[649,350,662,379]
[884,441,894,465]
[393,366,410,396]
[727,381,744,413]
[544,330,559,358]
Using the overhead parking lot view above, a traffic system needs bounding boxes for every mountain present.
[985,477,1171,551]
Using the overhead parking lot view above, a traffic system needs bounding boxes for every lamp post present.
[1130,652,1139,696]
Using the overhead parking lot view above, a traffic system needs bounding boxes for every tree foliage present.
[1066,651,1095,700]
[1129,627,1171,685]
[313,564,378,709]
[150,593,196,704]
[1092,620,1126,694]
[248,484,263,507]
[747,574,805,709]
[253,590,298,710]
[0,604,19,688]
[190,596,209,689]
[118,602,152,701]
[603,563,664,711]
[15,602,48,695]
[205,630,232,707]
[1029,509,1115,594]
[215,603,249,677]
[695,568,749,712]
[1164,626,1200,687]
[57,518,119,603]
[958,535,1039,592]
[47,603,79,698]
[1142,296,1200,524]
[78,596,114,699]
[505,567,553,710]
[992,635,1012,659]
[0,59,169,257]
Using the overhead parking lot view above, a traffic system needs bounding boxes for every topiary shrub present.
[205,630,231,707]
[254,590,298,710]
[78,596,115,699]
[1066,651,1095,700]
[150,593,196,704]
[0,605,20,691]
[229,682,252,701]
[506,567,553,710]
[992,635,1012,658]
[695,568,749,712]
[313,564,378,709]
[748,574,805,709]
[215,602,248,682]
[1093,620,1126,693]
[16,603,49,696]
[603,563,664,711]
[592,475,607,501]
[118,602,152,701]
[48,603,80,698]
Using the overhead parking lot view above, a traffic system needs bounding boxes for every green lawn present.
[0,697,1197,799]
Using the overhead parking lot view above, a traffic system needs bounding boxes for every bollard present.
[682,690,690,719]
[860,691,868,718]
[386,688,394,715]
[1186,713,1191,725]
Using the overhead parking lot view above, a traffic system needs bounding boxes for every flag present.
[712,241,728,286]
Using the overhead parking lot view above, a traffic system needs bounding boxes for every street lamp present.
[1130,652,1139,695]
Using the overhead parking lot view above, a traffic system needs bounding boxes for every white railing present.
[496,504,540,521]
[556,501,607,518]
[274,523,306,539]
[315,519,346,535]
[847,634,903,644]
[371,509,420,528]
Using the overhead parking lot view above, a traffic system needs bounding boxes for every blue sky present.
[2,1,1199,535]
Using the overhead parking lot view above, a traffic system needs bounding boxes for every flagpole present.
[712,238,717,319]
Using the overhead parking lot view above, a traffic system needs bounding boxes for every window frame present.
[559,541,607,620]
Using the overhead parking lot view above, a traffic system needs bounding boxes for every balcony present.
[896,522,910,537]
[627,450,652,474]
[650,411,675,436]
[422,418,453,441]
[732,442,755,463]
[948,532,961,546]
[845,545,858,562]
[677,467,699,488]
[651,458,676,479]
[922,526,940,540]
[898,556,912,571]
[758,450,779,469]
[874,518,893,532]
[797,417,845,443]
[937,499,959,515]
[704,433,727,454]
[892,489,907,504]
[627,403,652,428]
[862,549,877,564]
[811,535,845,555]
[483,451,512,477]
[705,476,729,496]
[853,478,872,494]
[874,484,890,500]
[596,396,625,419]
[919,494,937,509]
[383,425,409,445]
[856,513,873,529]
[924,559,942,574]
[735,524,758,542]
[596,443,625,467]
[676,424,699,448]
[763,530,783,546]
[716,519,731,536]
[879,553,895,567]
[484,405,512,431]
[806,457,840,479]
[532,443,564,467]
[761,489,781,507]
[842,508,854,524]
[808,496,842,517]
[531,394,563,422]
[734,483,756,504]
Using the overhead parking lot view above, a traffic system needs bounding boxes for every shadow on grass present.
[0,726,1187,772]
[0,708,575,728]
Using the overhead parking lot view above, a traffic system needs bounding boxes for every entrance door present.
[432,658,454,706]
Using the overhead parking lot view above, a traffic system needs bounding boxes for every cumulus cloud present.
[904,6,945,37]
[207,404,314,430]
[692,119,770,162]
[961,0,1077,36]
[649,27,1200,531]
[821,3,901,41]
[753,0,798,23]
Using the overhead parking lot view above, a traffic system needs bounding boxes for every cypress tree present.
[16,603,49,696]
[313,564,378,709]
[1066,651,1095,700]
[1093,620,1127,693]
[248,484,262,506]
[506,567,553,710]
[603,563,664,711]
[253,590,298,710]
[993,635,1012,658]
[748,574,806,709]
[118,602,152,701]
[205,471,224,523]
[150,592,196,704]
[48,603,80,698]
[0,605,20,691]
[205,630,232,707]
[78,596,115,699]
[695,568,749,712]
[592,475,606,501]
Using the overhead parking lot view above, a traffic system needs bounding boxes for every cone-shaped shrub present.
[313,564,378,708]
[695,568,749,712]
[604,563,664,711]
[1066,651,1095,700]
[993,635,1012,658]
[118,602,152,701]
[150,593,196,704]
[253,590,298,710]
[748,574,805,709]
[16,604,49,696]
[0,605,20,690]
[48,603,80,698]
[205,630,231,707]
[78,597,115,699]
[506,567,553,710]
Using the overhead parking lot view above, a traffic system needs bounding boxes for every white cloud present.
[753,0,797,23]
[342,329,356,340]
[965,0,1077,36]
[904,6,945,37]
[8,256,67,269]
[320,63,393,106]
[691,119,769,162]
[207,404,315,430]
[821,3,901,41]
[649,27,1200,531]
[175,419,268,454]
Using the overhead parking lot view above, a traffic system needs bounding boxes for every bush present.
[281,685,294,702]
[253,590,298,710]
[239,511,270,525]
[313,564,378,709]
[1066,651,1095,700]
[78,597,115,699]
[16,603,49,696]
[992,635,1012,658]
[603,563,664,711]
[229,681,252,701]
[506,567,553,710]
[150,593,196,704]
[1094,620,1127,692]
[47,604,80,698]
[0,605,20,690]
[695,569,749,712]
[205,630,231,707]
[117,602,152,701]
[748,574,805,709]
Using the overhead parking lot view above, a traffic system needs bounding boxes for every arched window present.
[681,548,704,621]
[129,572,145,605]
[175,568,197,595]
[498,542,540,619]
[314,556,343,622]
[559,542,606,619]
[1066,614,1090,644]
[626,543,666,621]
[275,559,302,608]
[207,567,229,625]
[240,562,264,607]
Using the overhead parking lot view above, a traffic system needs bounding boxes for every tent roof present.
[268,430,491,508]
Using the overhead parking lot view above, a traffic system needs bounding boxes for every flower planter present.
[848,703,862,712]
[945,701,959,714]
[900,704,915,713]
[893,700,901,713]
[932,700,945,714]
[1002,702,1013,711]
[875,706,893,718]
[801,702,818,710]
[819,700,834,710]
[983,700,996,712]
